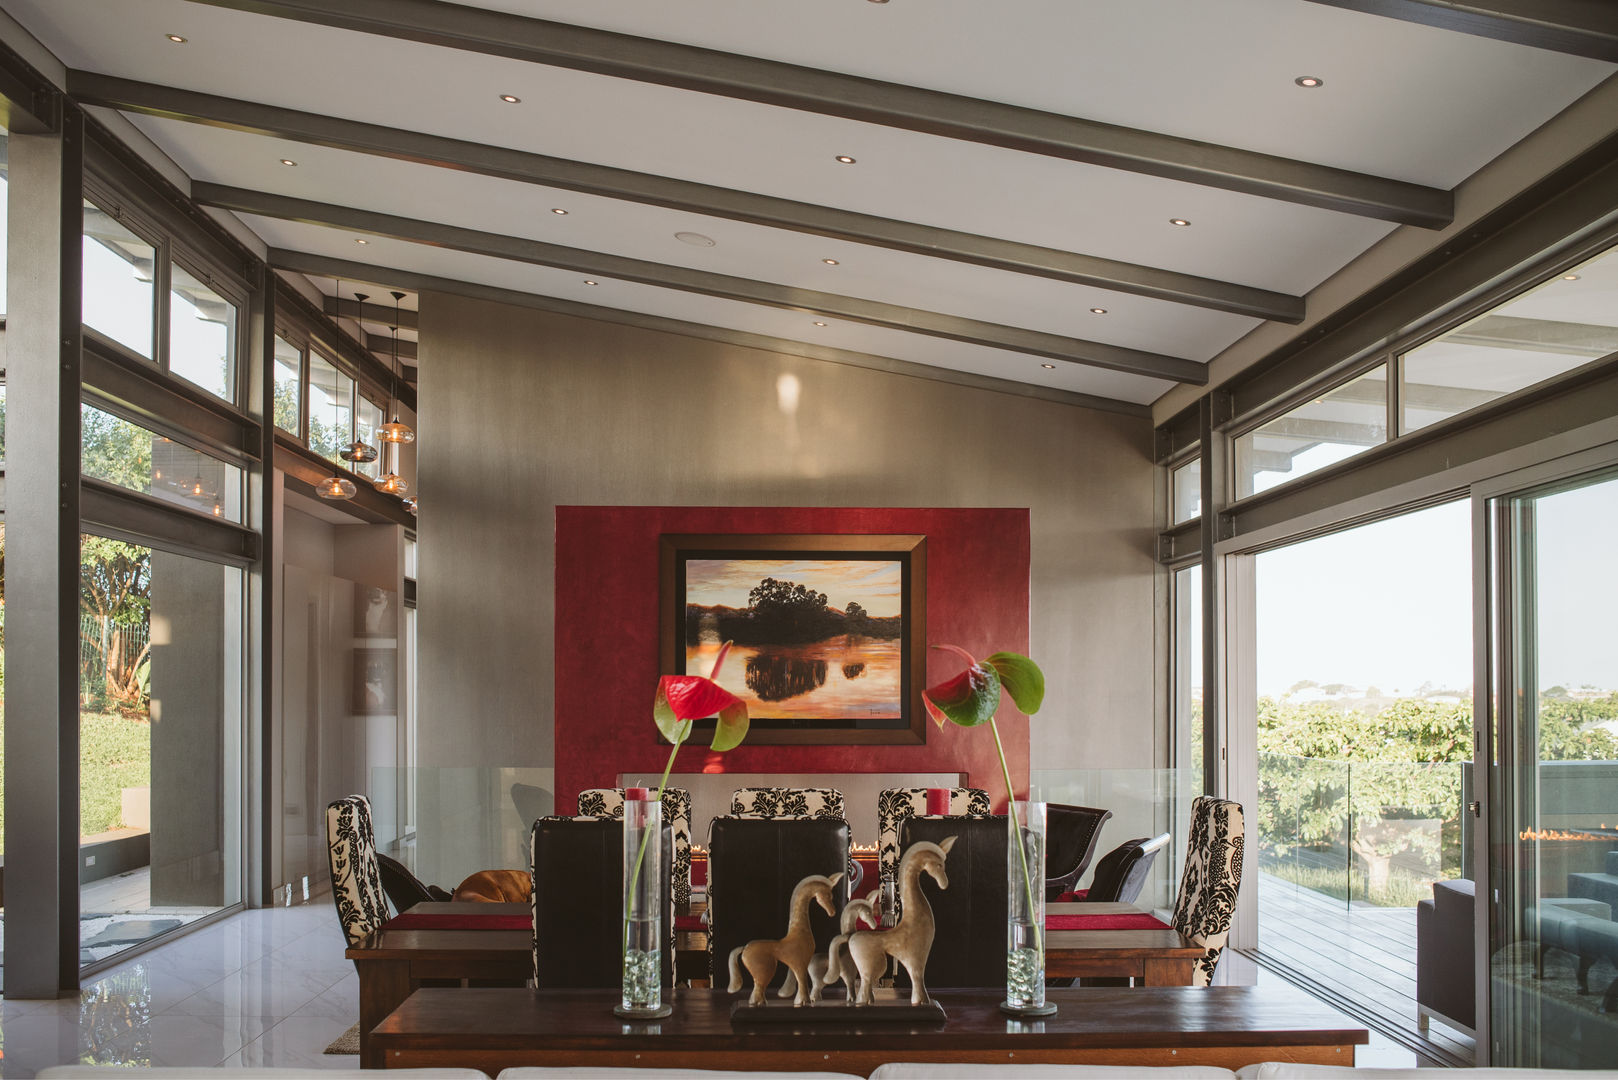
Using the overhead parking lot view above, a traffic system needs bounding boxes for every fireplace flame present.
[1519,827,1610,842]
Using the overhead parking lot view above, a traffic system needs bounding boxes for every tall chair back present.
[1044,803,1113,898]
[326,794,389,947]
[530,816,673,988]
[706,817,848,988]
[877,787,991,886]
[729,786,857,892]
[1170,796,1246,986]
[376,852,450,911]
[578,787,694,906]
[1077,832,1171,905]
[897,815,1006,988]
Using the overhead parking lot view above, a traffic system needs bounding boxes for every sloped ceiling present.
[7,0,1614,410]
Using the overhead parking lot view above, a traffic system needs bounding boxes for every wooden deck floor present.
[1252,871,1476,1066]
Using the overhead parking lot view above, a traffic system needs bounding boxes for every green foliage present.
[80,405,153,491]
[0,711,151,850]
[273,375,301,434]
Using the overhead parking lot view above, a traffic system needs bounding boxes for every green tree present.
[80,404,153,489]
[80,536,151,712]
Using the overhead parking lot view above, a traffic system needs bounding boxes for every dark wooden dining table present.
[371,985,1368,1075]
[346,898,1201,1067]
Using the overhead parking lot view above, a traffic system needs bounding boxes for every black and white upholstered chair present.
[325,794,389,948]
[875,786,991,887]
[577,787,694,906]
[1169,795,1246,986]
[729,786,858,892]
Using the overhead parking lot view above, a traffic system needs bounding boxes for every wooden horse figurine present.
[727,872,843,1006]
[783,895,874,1003]
[835,836,955,1006]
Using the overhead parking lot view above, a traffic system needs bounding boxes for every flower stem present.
[623,732,682,957]
[990,717,1043,954]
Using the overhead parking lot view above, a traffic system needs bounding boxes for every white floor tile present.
[222,1015,356,1069]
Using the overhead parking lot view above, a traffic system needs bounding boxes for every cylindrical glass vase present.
[1002,800,1056,1017]
[615,794,671,1019]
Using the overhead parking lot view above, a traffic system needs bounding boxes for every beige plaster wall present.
[415,292,1160,777]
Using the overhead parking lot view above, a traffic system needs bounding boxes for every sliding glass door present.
[1487,466,1618,1068]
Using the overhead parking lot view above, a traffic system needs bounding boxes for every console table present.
[371,986,1367,1075]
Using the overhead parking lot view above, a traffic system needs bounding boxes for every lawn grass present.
[0,710,151,850]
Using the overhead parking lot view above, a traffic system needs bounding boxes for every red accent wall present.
[554,506,1031,815]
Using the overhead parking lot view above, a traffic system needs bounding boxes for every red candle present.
[625,787,650,801]
[925,787,951,816]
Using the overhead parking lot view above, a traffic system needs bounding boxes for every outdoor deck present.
[1251,870,1475,1065]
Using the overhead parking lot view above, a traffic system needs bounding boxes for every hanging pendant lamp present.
[339,292,380,466]
[377,292,415,446]
[318,279,358,501]
[374,291,412,495]
[401,496,417,516]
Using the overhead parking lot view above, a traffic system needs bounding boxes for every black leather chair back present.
[376,852,450,912]
[530,817,673,988]
[1045,803,1113,897]
[707,817,847,988]
[1081,832,1169,905]
[898,815,1007,989]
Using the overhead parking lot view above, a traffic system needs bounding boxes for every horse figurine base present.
[731,990,946,1024]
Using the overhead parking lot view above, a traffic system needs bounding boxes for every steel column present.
[4,100,85,997]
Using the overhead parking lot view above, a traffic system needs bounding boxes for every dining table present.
[345,898,1200,1068]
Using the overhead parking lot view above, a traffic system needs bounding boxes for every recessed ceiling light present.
[279,158,297,167]
[550,208,568,215]
[822,258,839,265]
[1563,273,1581,281]
[354,238,369,245]
[1090,307,1107,315]
[812,321,827,327]
[835,155,856,164]
[583,279,598,286]
[499,94,521,104]
[1169,218,1191,227]
[166,34,187,43]
[675,231,716,247]
[1294,76,1324,88]
[1041,363,1056,369]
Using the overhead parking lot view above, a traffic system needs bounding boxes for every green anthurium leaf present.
[710,699,750,752]
[653,680,685,743]
[986,652,1045,715]
[923,661,1002,728]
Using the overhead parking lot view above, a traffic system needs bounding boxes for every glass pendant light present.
[317,283,358,501]
[339,292,380,466]
[401,496,417,515]
[377,291,415,446]
[374,291,412,494]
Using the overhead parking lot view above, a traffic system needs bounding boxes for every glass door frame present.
[1472,441,1618,1066]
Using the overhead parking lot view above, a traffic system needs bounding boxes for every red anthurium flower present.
[653,641,749,752]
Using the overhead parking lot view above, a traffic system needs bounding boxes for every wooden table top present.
[373,985,1369,1051]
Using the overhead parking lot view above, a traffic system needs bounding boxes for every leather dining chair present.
[530,816,673,988]
[706,816,848,990]
[1076,832,1172,905]
[1044,803,1114,900]
[1170,796,1246,986]
[897,814,1007,989]
[577,786,694,906]
[876,786,992,890]
[728,786,860,895]
[376,852,451,912]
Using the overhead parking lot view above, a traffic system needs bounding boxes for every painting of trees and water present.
[683,558,905,722]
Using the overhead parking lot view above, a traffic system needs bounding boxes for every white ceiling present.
[7,0,1613,408]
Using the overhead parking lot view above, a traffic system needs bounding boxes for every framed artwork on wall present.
[659,533,926,745]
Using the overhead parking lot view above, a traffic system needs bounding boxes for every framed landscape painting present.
[659,534,926,745]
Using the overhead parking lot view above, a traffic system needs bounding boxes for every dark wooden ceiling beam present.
[1303,0,1618,63]
[200,182,1208,384]
[174,0,1450,227]
[69,72,1304,322]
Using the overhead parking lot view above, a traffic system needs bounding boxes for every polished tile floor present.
[0,901,358,1077]
[0,899,1423,1077]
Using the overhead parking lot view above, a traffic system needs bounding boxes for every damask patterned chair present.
[1169,795,1246,986]
[729,786,858,892]
[875,786,991,888]
[578,787,694,906]
[326,794,389,948]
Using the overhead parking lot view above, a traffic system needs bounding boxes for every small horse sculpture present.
[781,895,874,1003]
[832,836,955,1006]
[727,871,843,1006]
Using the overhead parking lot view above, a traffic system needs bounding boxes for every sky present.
[1254,478,1618,696]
